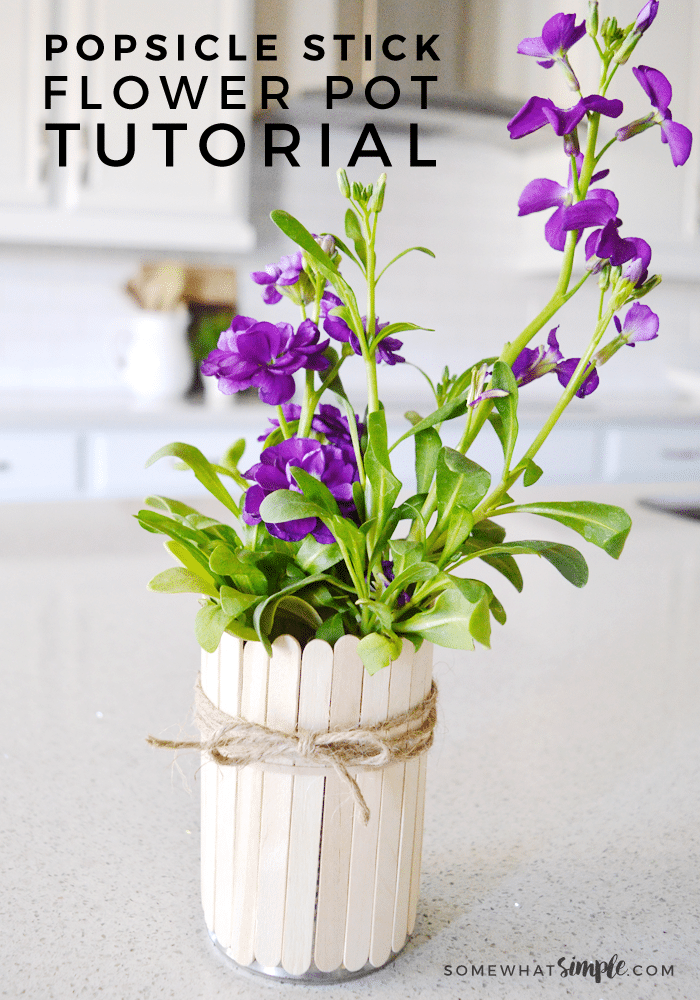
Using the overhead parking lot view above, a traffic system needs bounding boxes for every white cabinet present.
[603,427,700,483]
[84,427,258,499]
[0,0,255,252]
[0,431,79,501]
[0,0,52,209]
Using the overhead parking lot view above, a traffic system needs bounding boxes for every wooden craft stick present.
[405,643,434,937]
[281,639,334,975]
[343,654,392,972]
[369,640,415,967]
[314,635,364,973]
[392,641,433,951]
[211,633,244,950]
[227,641,269,966]
[254,636,301,968]
[199,643,221,933]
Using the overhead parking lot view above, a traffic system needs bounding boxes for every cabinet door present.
[62,0,251,216]
[0,0,52,208]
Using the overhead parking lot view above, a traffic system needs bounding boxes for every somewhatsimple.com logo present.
[444,956,673,984]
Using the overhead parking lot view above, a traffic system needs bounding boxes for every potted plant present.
[143,2,691,982]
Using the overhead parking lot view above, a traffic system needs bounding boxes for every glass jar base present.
[208,930,409,984]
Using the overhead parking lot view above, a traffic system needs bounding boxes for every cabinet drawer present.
[0,431,79,500]
[603,427,700,482]
[84,429,257,499]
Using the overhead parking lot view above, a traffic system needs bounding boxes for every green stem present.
[276,405,292,439]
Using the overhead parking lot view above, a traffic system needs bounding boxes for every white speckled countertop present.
[2,484,699,999]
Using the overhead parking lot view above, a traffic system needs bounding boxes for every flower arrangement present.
[139,3,691,675]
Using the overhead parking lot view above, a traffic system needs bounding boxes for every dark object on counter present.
[638,496,700,521]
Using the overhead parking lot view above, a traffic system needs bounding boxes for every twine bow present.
[147,675,438,824]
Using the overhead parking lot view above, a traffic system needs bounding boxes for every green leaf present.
[259,489,321,524]
[496,501,632,559]
[461,540,589,587]
[449,577,492,648]
[296,536,343,573]
[222,438,246,470]
[145,442,240,519]
[145,495,201,518]
[224,618,259,643]
[523,459,544,487]
[440,505,475,562]
[219,586,262,618]
[376,245,436,281]
[384,561,440,604]
[357,632,395,675]
[164,539,220,585]
[290,467,340,515]
[147,567,219,599]
[415,427,441,493]
[344,208,367,268]
[315,612,345,645]
[364,409,401,529]
[458,537,524,591]
[195,603,234,653]
[389,539,424,576]
[208,544,269,594]
[372,321,433,348]
[252,573,332,651]
[436,448,491,520]
[396,587,475,650]
[136,509,211,547]
[471,518,506,544]
[490,361,519,470]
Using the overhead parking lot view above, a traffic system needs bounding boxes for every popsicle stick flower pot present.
[198,633,433,981]
[142,5,690,983]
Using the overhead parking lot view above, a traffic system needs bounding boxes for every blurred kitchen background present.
[1,0,700,501]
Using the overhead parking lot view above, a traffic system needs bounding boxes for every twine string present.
[147,675,438,824]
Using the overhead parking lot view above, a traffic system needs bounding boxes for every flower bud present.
[588,1,599,37]
[631,273,662,299]
[598,266,611,291]
[616,113,656,141]
[368,173,387,213]
[614,30,640,64]
[594,337,625,365]
[337,168,351,199]
[315,234,336,257]
[563,130,580,156]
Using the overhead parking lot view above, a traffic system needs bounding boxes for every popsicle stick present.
[343,656,392,972]
[369,641,416,967]
[200,644,220,933]
[227,641,269,966]
[392,641,433,951]
[314,635,364,973]
[254,636,302,968]
[281,639,334,975]
[405,642,434,937]
[211,633,244,949]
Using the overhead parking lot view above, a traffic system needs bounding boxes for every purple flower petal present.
[541,100,588,136]
[518,177,568,215]
[620,302,659,343]
[633,65,673,112]
[255,371,297,405]
[541,13,587,55]
[508,96,557,138]
[581,95,624,119]
[635,0,659,35]
[560,195,618,231]
[556,358,599,396]
[517,36,551,59]
[544,206,569,251]
[660,118,693,166]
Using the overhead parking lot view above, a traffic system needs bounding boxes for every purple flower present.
[512,328,564,385]
[258,402,365,457]
[508,94,623,140]
[518,155,617,251]
[617,66,692,167]
[242,437,358,544]
[517,13,587,89]
[621,237,652,287]
[585,219,638,271]
[200,315,329,405]
[512,327,599,397]
[250,252,304,304]
[634,1,659,34]
[321,294,405,365]
[554,357,600,396]
[613,302,659,345]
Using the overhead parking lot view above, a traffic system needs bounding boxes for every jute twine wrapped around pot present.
[148,675,438,823]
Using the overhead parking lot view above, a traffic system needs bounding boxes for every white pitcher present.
[124,309,192,403]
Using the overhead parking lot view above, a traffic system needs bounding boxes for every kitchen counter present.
[2,484,699,998]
